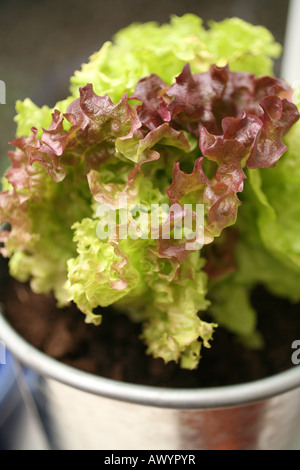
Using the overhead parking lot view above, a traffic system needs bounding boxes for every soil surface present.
[1,258,300,388]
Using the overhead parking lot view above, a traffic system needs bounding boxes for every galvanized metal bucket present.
[0,311,300,450]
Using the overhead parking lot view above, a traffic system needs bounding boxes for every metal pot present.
[0,311,300,450]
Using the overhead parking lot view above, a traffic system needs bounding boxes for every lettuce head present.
[1,14,299,370]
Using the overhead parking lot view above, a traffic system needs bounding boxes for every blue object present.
[0,349,50,449]
[0,350,24,449]
[0,349,16,402]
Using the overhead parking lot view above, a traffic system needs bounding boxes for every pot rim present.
[1,311,300,410]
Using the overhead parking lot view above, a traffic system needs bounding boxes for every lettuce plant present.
[1,14,300,370]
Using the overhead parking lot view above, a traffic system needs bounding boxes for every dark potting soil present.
[1,259,300,388]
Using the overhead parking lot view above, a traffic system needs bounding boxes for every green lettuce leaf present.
[244,83,300,273]
[207,86,300,346]
[70,14,281,102]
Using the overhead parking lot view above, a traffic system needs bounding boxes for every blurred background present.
[0,0,296,450]
[0,0,292,177]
